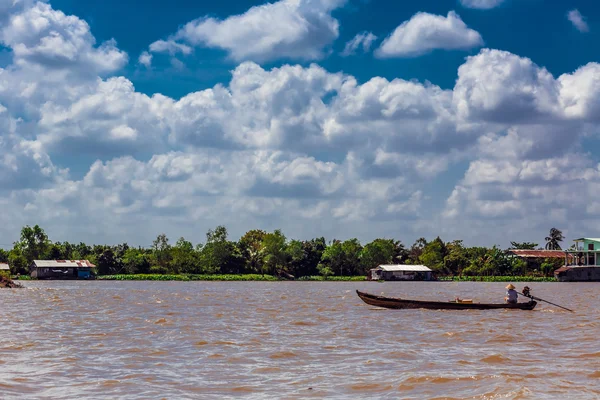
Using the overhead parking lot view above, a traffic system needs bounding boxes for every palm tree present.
[545,228,564,250]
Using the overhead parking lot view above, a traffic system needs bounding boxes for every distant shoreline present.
[11,274,557,282]
[81,274,557,282]
[95,274,367,281]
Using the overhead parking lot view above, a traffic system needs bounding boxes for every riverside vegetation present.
[0,225,567,281]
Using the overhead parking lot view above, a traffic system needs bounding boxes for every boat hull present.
[356,290,537,310]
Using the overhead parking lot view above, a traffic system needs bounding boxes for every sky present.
[0,0,600,249]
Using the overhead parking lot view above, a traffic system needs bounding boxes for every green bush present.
[438,276,556,282]
[297,275,366,281]
[97,274,280,281]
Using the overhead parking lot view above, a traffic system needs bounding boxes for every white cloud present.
[440,50,600,244]
[147,0,345,62]
[0,2,127,75]
[453,49,561,123]
[443,154,600,223]
[460,0,505,9]
[0,111,66,190]
[375,11,483,58]
[37,76,172,156]
[559,63,600,121]
[149,39,193,55]
[3,1,600,247]
[567,9,589,33]
[138,51,152,67]
[341,31,377,56]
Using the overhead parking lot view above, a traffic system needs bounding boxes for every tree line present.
[0,225,566,278]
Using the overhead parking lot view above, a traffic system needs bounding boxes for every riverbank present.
[12,274,558,282]
[94,274,555,282]
[0,276,22,288]
[438,276,556,282]
[96,274,367,281]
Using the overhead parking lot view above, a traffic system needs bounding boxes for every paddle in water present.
[519,286,574,312]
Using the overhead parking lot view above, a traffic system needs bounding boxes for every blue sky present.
[47,0,600,97]
[0,0,599,249]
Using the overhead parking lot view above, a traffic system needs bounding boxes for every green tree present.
[74,242,92,259]
[17,225,50,263]
[0,249,9,263]
[360,238,395,273]
[61,242,75,259]
[392,240,409,264]
[238,229,266,274]
[261,229,288,277]
[287,238,325,277]
[152,234,172,271]
[318,240,345,276]
[545,228,564,250]
[171,237,198,274]
[464,246,511,276]
[342,238,363,276]
[47,243,63,259]
[510,257,528,276]
[443,240,468,276]
[419,237,447,273]
[285,240,305,278]
[97,248,122,275]
[122,248,151,274]
[509,241,539,250]
[8,250,28,275]
[317,263,334,279]
[200,226,237,274]
[408,238,428,264]
[541,257,562,277]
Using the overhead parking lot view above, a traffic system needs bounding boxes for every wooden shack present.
[0,263,9,277]
[30,260,95,279]
[369,265,433,281]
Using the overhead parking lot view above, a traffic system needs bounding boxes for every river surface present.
[1,281,598,399]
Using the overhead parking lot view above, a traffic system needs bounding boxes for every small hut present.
[0,263,9,277]
[30,260,95,279]
[369,265,433,281]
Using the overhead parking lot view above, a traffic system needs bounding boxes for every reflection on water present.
[0,281,598,399]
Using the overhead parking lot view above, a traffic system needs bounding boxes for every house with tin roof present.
[506,249,573,275]
[0,262,9,277]
[369,264,433,281]
[555,238,600,282]
[30,260,95,280]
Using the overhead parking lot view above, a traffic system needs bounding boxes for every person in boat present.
[504,284,518,304]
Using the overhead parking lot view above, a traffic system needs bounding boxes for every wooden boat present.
[356,290,537,310]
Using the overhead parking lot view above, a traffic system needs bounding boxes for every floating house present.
[0,263,9,277]
[30,260,95,280]
[369,265,433,281]
[555,238,600,282]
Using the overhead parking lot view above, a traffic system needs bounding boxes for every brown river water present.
[1,281,598,399]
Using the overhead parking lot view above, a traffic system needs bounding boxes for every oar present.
[518,292,574,312]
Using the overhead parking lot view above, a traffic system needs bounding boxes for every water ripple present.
[0,281,596,399]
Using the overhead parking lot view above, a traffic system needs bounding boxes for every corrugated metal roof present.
[574,238,600,242]
[375,264,432,272]
[32,260,96,268]
[507,250,569,258]
[0,263,9,270]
